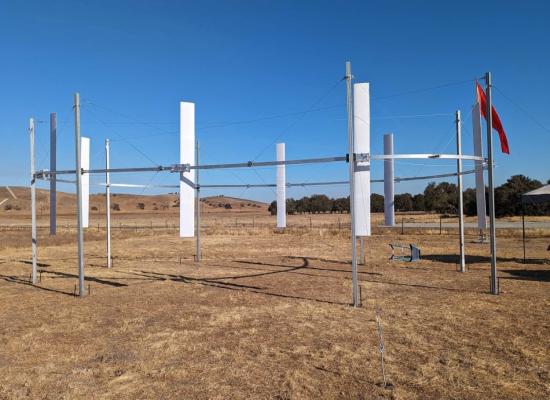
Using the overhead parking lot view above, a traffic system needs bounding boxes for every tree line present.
[268,175,550,217]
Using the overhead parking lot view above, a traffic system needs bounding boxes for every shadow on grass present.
[423,254,550,265]
[42,270,128,287]
[240,257,382,276]
[136,267,350,306]
[0,274,75,297]
[367,279,483,294]
[18,259,51,268]
[501,269,550,282]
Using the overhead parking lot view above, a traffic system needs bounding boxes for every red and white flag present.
[476,82,510,154]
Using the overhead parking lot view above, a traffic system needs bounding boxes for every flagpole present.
[345,61,360,307]
[485,72,498,295]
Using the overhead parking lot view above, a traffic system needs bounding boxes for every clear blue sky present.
[1,0,549,202]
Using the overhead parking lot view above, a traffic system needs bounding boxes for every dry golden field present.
[1,191,549,399]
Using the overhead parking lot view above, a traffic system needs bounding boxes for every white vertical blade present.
[276,143,286,228]
[472,102,487,229]
[80,137,90,228]
[180,102,195,237]
[383,133,395,226]
[353,83,371,236]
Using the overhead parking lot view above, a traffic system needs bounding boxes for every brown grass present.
[0,211,549,399]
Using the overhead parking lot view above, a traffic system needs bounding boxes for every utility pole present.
[485,72,498,295]
[346,61,360,307]
[456,111,466,272]
[195,139,201,262]
[74,93,86,297]
[30,118,38,284]
[50,113,57,235]
[105,139,112,268]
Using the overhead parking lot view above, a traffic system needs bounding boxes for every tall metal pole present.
[74,93,86,297]
[383,133,395,226]
[49,113,57,235]
[485,72,498,295]
[346,61,360,307]
[29,118,38,284]
[195,139,201,262]
[105,139,112,268]
[456,111,466,272]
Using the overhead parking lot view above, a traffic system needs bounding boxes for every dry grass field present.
[1,191,549,399]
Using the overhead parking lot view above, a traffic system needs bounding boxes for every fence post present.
[439,217,442,235]
[401,218,404,235]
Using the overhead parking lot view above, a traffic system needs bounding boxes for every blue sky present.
[1,0,549,202]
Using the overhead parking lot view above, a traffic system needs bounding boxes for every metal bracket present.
[355,153,370,162]
[170,163,191,173]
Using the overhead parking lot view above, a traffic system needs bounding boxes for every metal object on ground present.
[389,243,421,262]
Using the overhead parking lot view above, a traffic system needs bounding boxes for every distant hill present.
[0,187,268,215]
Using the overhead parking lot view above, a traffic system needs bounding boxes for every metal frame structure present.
[28,64,499,303]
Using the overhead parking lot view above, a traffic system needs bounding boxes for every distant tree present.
[463,188,477,216]
[412,193,426,211]
[395,193,414,212]
[495,175,545,217]
[331,197,349,213]
[136,203,145,210]
[370,194,384,212]
[309,194,332,213]
[423,182,458,214]
[296,197,311,214]
[112,203,121,211]
[268,200,277,216]
[224,203,232,209]
[286,198,297,215]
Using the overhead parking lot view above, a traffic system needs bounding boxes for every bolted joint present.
[170,163,191,173]
[355,153,370,162]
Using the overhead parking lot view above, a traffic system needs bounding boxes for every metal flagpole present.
[346,61,360,307]
[30,118,38,284]
[195,139,201,262]
[105,139,112,268]
[456,111,466,272]
[50,113,57,235]
[485,72,498,295]
[74,93,86,297]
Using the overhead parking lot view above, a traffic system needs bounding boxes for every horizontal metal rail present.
[38,169,482,190]
[372,154,485,161]
[34,153,484,178]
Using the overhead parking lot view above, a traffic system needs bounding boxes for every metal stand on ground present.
[345,61,360,307]
[74,93,86,297]
[105,139,112,268]
[29,118,38,284]
[456,111,466,272]
[485,73,498,295]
